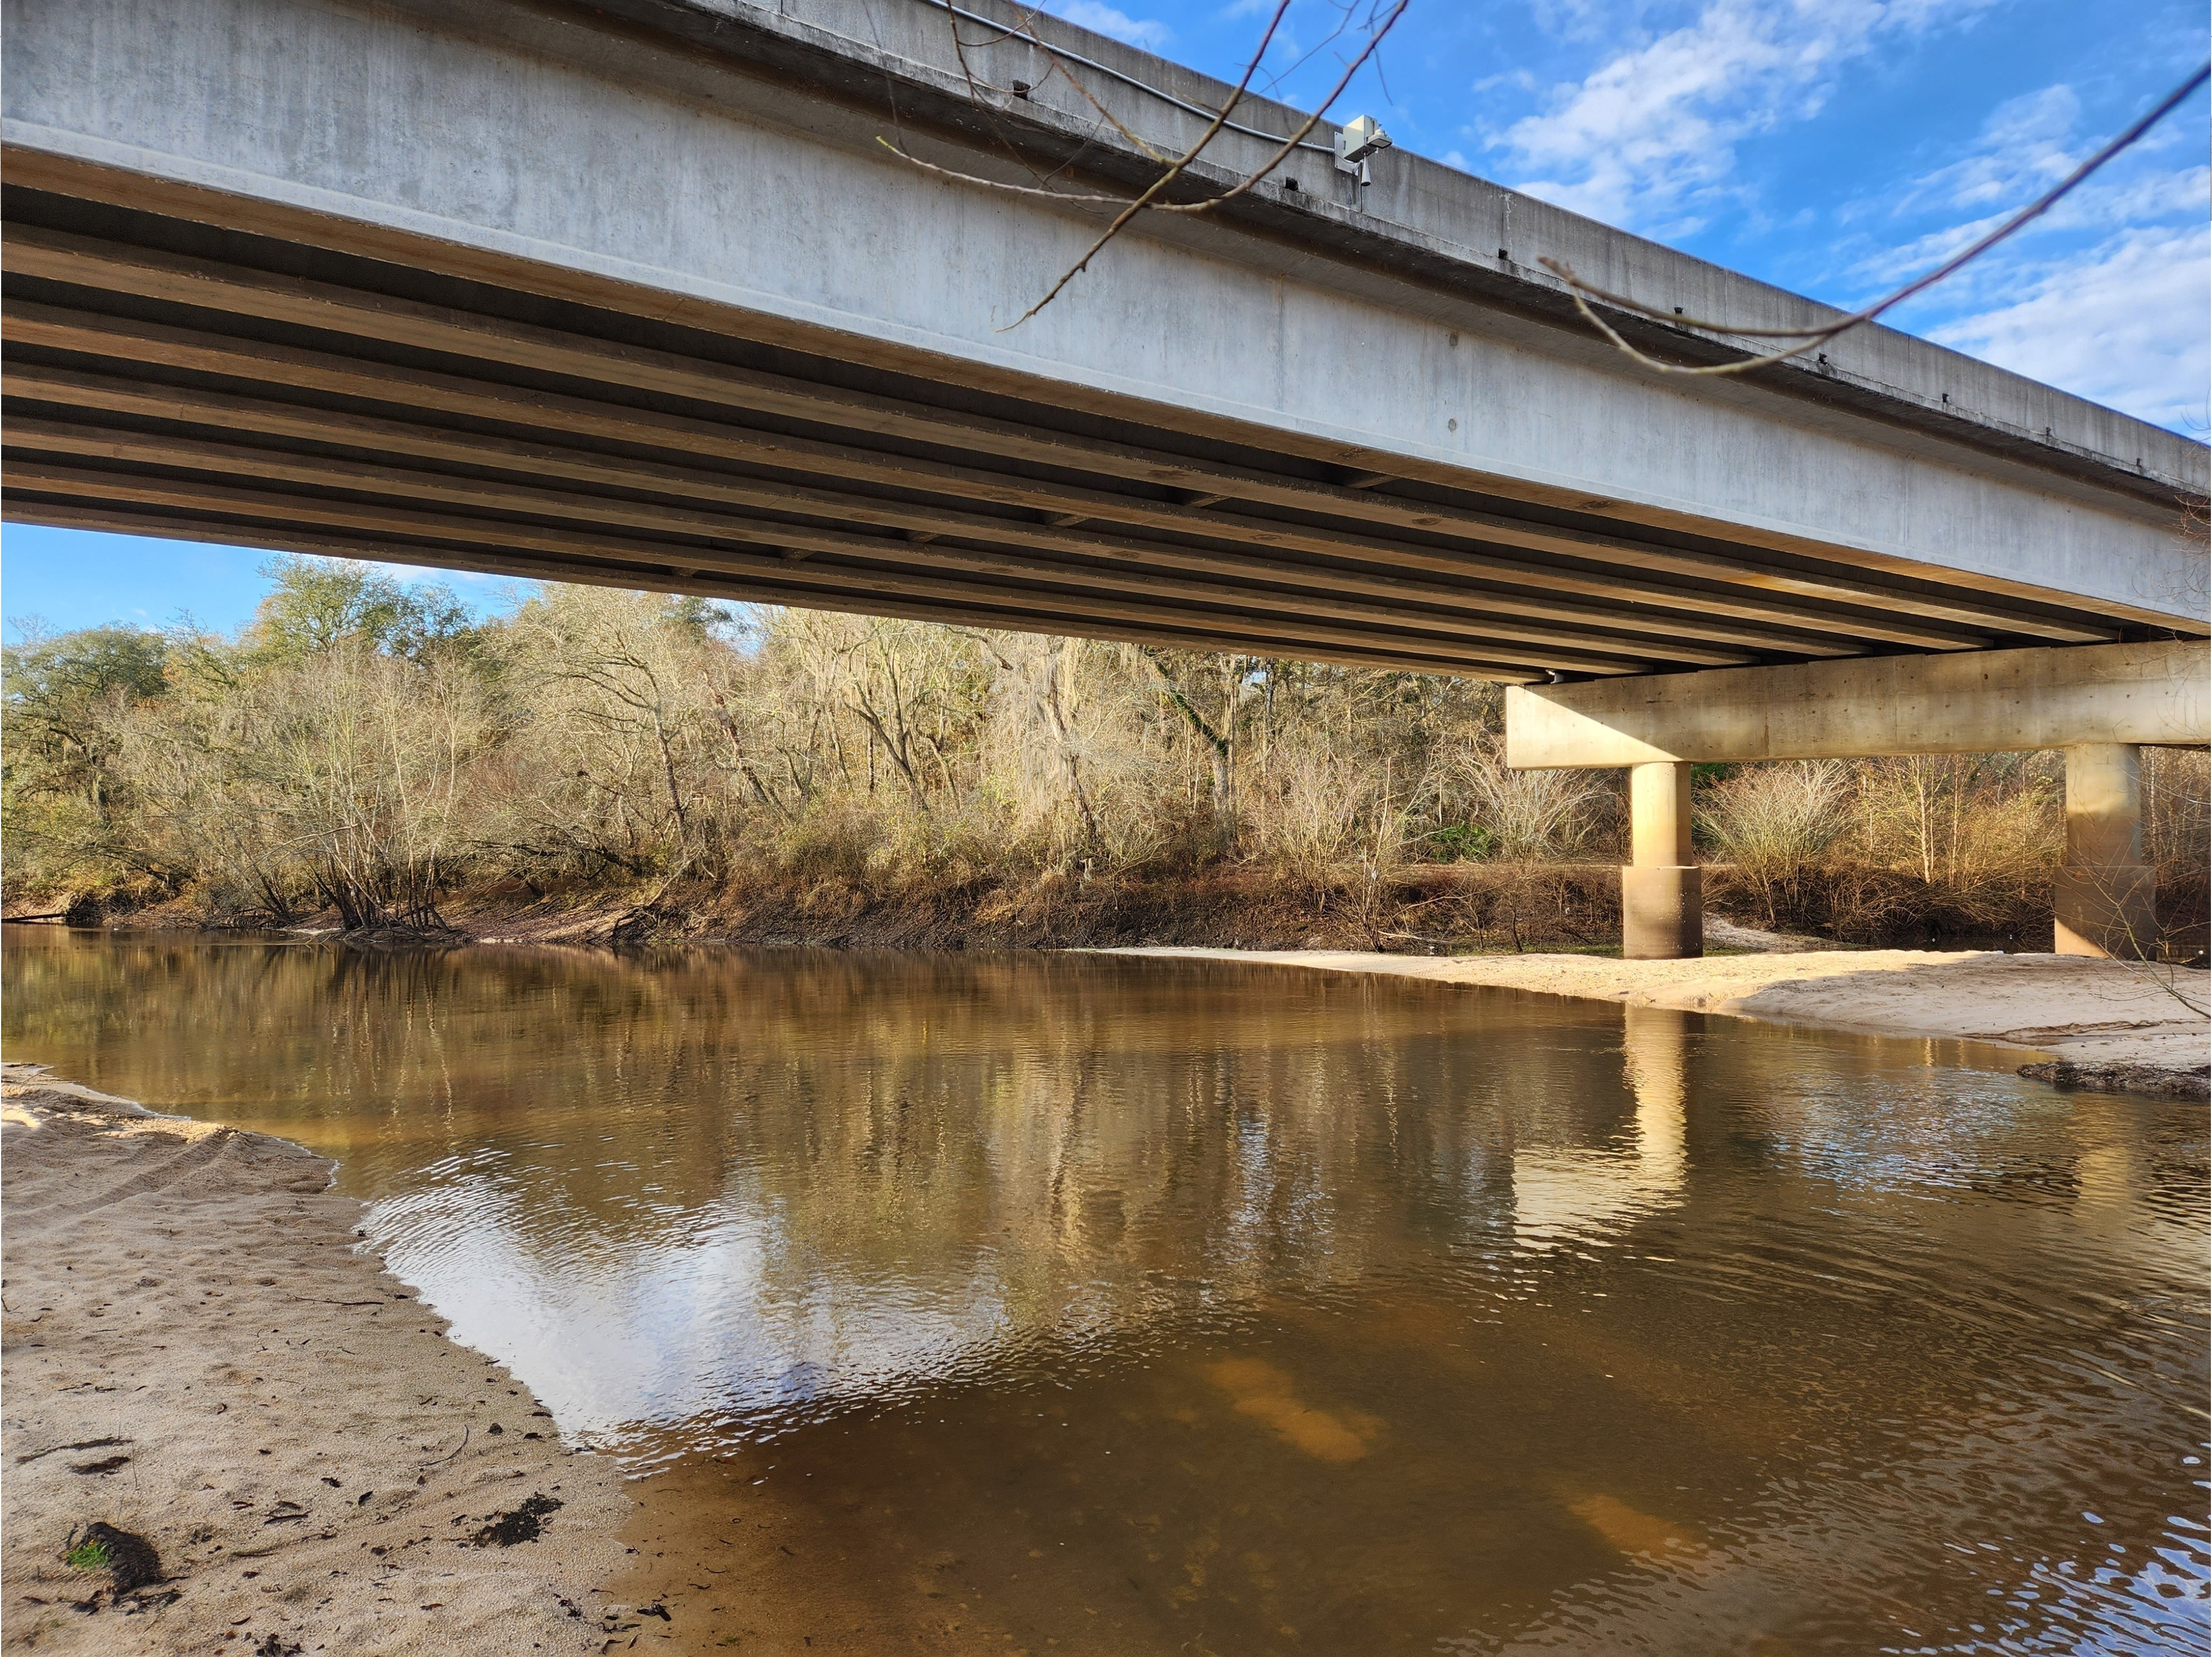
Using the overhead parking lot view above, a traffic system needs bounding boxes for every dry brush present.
[6,560,2199,953]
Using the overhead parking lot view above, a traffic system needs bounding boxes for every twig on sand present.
[15,1436,133,1464]
[417,1426,470,1469]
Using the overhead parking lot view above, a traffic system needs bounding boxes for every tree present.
[1,623,172,896]
[1141,648,1254,821]
[245,556,473,663]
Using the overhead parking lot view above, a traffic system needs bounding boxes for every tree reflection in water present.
[7,929,2206,1654]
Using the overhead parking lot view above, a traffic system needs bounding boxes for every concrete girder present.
[1,226,2099,649]
[1505,641,2209,960]
[13,455,1620,677]
[3,412,1792,673]
[6,428,1686,676]
[2,0,2204,667]
[0,350,1927,663]
[1504,641,2212,767]
[27,500,1554,681]
[8,288,2103,672]
[4,297,2055,666]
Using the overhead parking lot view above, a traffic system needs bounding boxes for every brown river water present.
[4,927,2206,1654]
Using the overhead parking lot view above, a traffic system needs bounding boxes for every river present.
[4,927,2205,1653]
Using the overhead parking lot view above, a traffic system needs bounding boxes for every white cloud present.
[1886,85,2204,242]
[363,560,497,589]
[1826,74,2210,428]
[1486,0,1989,228]
[1846,155,2212,291]
[2067,162,2212,228]
[1473,67,1542,95]
[1844,207,2007,286]
[1443,1,2205,430]
[1905,83,2079,212]
[1045,1,1172,49]
[1927,222,2211,430]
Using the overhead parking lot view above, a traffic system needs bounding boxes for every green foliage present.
[2,624,175,897]
[245,555,473,663]
[5,625,170,713]
[1428,823,1495,862]
[62,1538,110,1572]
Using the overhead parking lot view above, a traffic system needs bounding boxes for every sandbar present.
[1102,947,2210,1093]
[0,1067,636,1654]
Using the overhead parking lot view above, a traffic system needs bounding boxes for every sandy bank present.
[0,1067,635,1654]
[1103,948,2211,1095]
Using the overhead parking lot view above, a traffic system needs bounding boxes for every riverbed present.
[5,928,2206,1653]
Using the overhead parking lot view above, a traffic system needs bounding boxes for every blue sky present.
[1,529,520,640]
[1057,0,2208,427]
[6,0,2205,640]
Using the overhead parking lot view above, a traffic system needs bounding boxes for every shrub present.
[1697,762,1848,928]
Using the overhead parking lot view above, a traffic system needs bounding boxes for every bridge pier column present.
[2053,743,2156,958]
[1621,762,1703,961]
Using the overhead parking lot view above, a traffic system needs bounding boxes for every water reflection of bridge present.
[8,930,2202,1647]
[9,933,2196,1450]
[1512,1007,1687,1253]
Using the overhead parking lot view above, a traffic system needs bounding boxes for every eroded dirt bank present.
[13,865,1634,957]
[0,1068,634,1654]
[1104,948,2212,1096]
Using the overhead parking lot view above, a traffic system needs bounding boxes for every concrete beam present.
[1505,640,2212,767]
[4,0,2205,632]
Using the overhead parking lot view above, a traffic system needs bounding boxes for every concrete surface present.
[1505,640,2211,766]
[2,0,2205,661]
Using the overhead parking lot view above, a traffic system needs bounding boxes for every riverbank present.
[1104,947,2212,1097]
[8,865,1631,955]
[0,1067,633,1654]
[21,851,2149,957]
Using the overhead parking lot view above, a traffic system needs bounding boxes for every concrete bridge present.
[4,0,2206,956]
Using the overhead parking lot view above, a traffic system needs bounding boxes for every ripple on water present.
[6,931,2205,1653]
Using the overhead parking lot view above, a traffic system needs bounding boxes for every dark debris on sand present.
[71,1521,164,1593]
[471,1492,563,1547]
[2018,1059,2211,1100]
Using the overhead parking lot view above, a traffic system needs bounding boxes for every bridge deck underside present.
[0,195,2152,681]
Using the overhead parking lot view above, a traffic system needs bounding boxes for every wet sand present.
[0,1067,633,1654]
[1102,947,2211,1090]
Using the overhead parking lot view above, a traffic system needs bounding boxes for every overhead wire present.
[923,0,1340,155]
[1540,61,2212,378]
